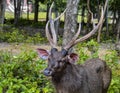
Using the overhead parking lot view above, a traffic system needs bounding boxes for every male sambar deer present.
[37,2,111,93]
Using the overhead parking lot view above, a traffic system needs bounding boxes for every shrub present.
[0,29,47,44]
[0,50,54,93]
[76,39,99,64]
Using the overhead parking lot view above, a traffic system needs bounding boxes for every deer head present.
[37,48,78,76]
[37,2,105,76]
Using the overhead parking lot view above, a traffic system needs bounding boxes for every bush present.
[76,39,99,64]
[0,29,47,44]
[0,49,54,93]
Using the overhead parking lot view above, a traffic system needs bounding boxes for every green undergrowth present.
[0,49,54,93]
[0,29,47,44]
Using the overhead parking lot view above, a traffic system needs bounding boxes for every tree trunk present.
[116,20,120,42]
[62,0,80,49]
[112,10,116,36]
[27,1,29,20]
[105,3,109,40]
[96,0,100,20]
[0,0,5,30]
[46,3,50,23]
[116,5,120,42]
[81,5,85,30]
[14,0,21,26]
[86,0,92,33]
[54,2,60,40]
[34,0,39,22]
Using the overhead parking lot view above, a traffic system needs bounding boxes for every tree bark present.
[112,10,116,36]
[116,4,120,42]
[54,2,60,40]
[81,5,85,30]
[14,0,21,26]
[86,0,92,33]
[0,0,5,30]
[34,0,39,22]
[105,5,109,40]
[46,3,50,23]
[62,0,80,49]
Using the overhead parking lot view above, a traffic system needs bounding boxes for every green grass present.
[5,12,81,22]
[5,11,113,24]
[5,12,46,20]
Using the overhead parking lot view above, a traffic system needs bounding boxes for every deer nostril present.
[43,68,52,76]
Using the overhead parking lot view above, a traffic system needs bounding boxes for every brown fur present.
[51,58,111,93]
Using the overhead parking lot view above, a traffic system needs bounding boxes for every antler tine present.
[74,7,104,45]
[64,7,104,50]
[46,2,57,47]
[46,2,67,48]
[49,19,57,46]
[54,8,67,22]
[45,21,56,48]
[49,2,54,20]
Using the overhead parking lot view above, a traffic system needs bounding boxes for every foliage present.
[0,49,54,93]
[109,0,120,11]
[76,39,99,64]
[0,29,47,44]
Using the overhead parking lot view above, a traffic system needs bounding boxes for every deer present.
[37,2,111,93]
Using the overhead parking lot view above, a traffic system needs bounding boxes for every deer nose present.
[43,68,52,76]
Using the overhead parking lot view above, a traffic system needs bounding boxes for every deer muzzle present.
[43,68,53,76]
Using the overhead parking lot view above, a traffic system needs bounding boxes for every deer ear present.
[37,48,49,60]
[67,53,79,64]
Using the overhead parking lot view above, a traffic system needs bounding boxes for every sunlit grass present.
[5,12,14,19]
[5,12,47,20]
[5,11,113,24]
[5,12,71,22]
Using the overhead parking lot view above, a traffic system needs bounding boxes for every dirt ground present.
[0,42,117,54]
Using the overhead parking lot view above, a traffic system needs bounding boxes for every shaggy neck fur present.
[51,64,89,93]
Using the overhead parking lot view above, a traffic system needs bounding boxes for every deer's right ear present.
[37,48,50,60]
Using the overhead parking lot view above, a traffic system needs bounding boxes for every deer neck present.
[52,64,74,84]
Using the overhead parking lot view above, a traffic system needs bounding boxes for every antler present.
[45,2,67,48]
[63,0,108,50]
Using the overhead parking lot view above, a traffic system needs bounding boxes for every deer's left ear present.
[67,53,79,64]
[37,48,50,60]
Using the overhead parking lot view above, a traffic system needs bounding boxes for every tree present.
[0,0,5,30]
[62,0,80,50]
[109,0,120,42]
[34,0,39,22]
[115,0,120,42]
[14,0,22,26]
